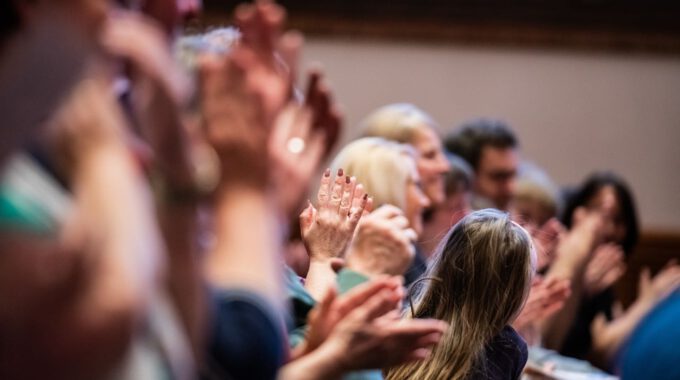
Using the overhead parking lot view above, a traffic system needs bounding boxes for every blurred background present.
[198,0,680,304]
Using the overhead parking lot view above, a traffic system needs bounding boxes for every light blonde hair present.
[385,209,533,380]
[330,137,416,210]
[515,162,561,225]
[360,103,438,144]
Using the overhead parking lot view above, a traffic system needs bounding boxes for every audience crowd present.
[1,0,679,379]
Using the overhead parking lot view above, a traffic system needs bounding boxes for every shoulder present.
[483,326,528,380]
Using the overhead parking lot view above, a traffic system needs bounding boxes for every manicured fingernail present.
[337,168,343,177]
[324,168,330,177]
[345,175,350,184]
[363,193,368,200]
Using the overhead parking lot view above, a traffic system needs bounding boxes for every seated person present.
[385,209,534,380]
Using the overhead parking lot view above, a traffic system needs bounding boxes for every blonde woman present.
[361,103,449,207]
[360,104,451,284]
[385,209,534,380]
[330,137,431,278]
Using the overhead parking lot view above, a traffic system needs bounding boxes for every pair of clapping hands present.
[300,169,418,279]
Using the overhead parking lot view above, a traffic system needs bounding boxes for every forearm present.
[157,203,206,357]
[205,187,284,307]
[304,259,339,301]
[74,145,163,304]
[541,249,589,349]
[278,344,344,380]
[591,298,655,365]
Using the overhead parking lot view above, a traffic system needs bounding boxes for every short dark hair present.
[444,118,518,170]
[561,171,639,256]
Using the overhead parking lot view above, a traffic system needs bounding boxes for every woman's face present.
[404,168,431,237]
[411,126,449,207]
[587,185,627,245]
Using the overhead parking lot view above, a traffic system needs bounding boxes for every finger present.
[402,228,418,243]
[322,104,343,157]
[317,286,337,315]
[390,215,410,230]
[328,168,346,211]
[348,193,369,228]
[639,267,651,292]
[278,30,302,86]
[351,184,366,210]
[334,278,393,317]
[352,289,401,322]
[271,102,297,143]
[300,130,326,177]
[365,196,374,213]
[299,200,315,231]
[339,176,356,218]
[386,319,448,338]
[304,68,322,110]
[291,104,313,140]
[317,168,332,208]
[330,258,346,273]
[401,348,433,364]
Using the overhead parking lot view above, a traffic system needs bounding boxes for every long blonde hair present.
[385,209,533,380]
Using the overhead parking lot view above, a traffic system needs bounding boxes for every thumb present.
[299,200,315,230]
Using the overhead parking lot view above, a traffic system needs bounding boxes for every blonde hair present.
[385,209,533,380]
[515,162,561,225]
[330,137,416,210]
[360,103,438,144]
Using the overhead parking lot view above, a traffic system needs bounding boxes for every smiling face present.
[411,127,450,207]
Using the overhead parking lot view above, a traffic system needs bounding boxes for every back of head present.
[360,103,437,144]
[444,118,518,170]
[330,137,416,210]
[386,209,532,380]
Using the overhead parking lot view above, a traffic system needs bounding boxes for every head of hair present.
[514,162,561,226]
[444,118,518,170]
[360,103,438,145]
[561,171,639,255]
[330,137,417,210]
[444,154,473,197]
[385,209,533,380]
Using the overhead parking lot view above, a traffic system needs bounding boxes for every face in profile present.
[404,167,431,237]
[411,127,449,207]
[475,145,518,211]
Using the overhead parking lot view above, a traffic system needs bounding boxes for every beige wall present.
[301,37,680,231]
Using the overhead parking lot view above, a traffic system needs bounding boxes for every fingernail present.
[324,168,330,177]
[363,193,368,200]
[337,168,343,177]
[345,175,350,184]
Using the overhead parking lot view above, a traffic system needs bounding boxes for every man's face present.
[475,145,518,211]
